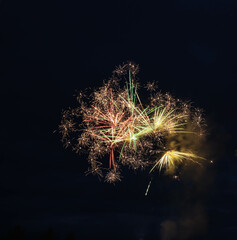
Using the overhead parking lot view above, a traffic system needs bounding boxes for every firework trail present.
[59,62,206,185]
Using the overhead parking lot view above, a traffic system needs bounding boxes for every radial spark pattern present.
[59,62,205,183]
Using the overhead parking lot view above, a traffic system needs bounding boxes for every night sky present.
[0,0,237,239]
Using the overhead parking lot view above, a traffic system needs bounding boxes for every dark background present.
[0,0,237,239]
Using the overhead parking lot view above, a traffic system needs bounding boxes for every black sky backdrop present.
[0,0,237,239]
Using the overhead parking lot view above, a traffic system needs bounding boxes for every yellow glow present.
[153,107,187,134]
[150,150,203,172]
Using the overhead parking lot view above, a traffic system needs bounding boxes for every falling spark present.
[145,180,152,196]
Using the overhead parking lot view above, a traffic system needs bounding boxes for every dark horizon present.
[0,0,237,239]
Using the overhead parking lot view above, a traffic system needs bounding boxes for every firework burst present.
[59,62,206,183]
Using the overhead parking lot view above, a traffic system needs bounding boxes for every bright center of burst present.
[131,135,136,140]
[128,134,137,141]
